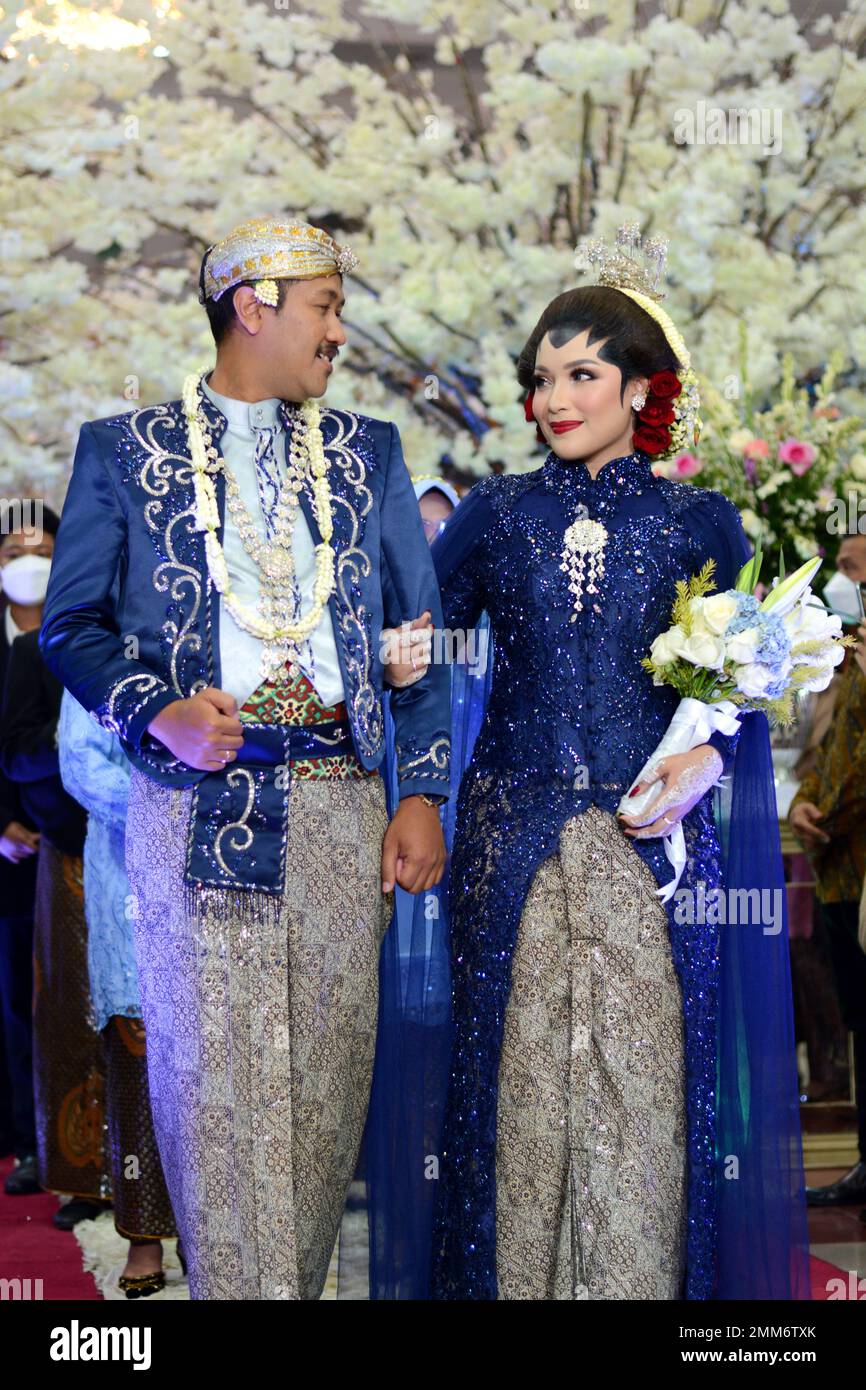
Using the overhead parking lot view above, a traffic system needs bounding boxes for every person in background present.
[857,622,866,1093]
[858,612,866,1216]
[59,690,181,1296]
[415,476,461,547]
[0,611,110,1229]
[790,533,866,1207]
[0,501,59,1196]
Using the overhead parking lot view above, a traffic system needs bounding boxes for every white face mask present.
[0,553,53,606]
[823,570,865,624]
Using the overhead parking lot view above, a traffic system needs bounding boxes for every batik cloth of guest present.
[103,1017,176,1240]
[789,656,866,904]
[366,449,810,1302]
[32,842,110,1201]
[126,655,393,1299]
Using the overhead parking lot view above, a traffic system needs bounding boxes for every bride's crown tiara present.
[577,221,701,456]
[583,222,670,303]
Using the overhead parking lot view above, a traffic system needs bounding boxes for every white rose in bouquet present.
[685,597,712,635]
[649,624,687,668]
[781,594,847,694]
[792,638,846,693]
[725,626,761,664]
[677,631,727,670]
[735,662,775,698]
[700,592,739,635]
[784,596,843,644]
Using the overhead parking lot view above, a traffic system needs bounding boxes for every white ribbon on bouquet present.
[617,696,742,903]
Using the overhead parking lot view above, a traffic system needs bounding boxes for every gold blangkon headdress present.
[200,216,359,304]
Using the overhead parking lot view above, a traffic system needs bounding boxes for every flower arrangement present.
[653,333,866,584]
[9,1,866,501]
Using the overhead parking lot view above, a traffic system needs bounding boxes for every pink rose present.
[743,438,769,458]
[672,452,702,478]
[778,438,817,475]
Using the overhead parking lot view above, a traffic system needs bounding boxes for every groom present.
[40,217,451,1299]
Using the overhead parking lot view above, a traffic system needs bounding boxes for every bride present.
[373,227,810,1302]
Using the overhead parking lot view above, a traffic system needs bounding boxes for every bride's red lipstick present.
[550,421,584,434]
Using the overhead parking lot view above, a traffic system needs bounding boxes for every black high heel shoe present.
[176,1238,188,1276]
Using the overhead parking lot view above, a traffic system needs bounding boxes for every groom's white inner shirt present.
[202,375,345,710]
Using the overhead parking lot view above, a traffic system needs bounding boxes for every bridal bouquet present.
[621,545,853,900]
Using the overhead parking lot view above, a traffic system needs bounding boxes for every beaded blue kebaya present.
[429,449,744,1300]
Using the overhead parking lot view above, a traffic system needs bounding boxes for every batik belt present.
[184,717,358,895]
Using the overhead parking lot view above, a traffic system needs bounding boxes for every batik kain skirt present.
[125,665,393,1299]
[495,806,687,1299]
[32,839,110,1200]
[103,1015,177,1240]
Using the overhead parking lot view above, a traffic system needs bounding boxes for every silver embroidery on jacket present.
[320,409,382,757]
[396,735,451,782]
[97,672,166,737]
[127,404,207,697]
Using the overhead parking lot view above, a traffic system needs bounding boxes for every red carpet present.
[0,1151,854,1301]
[810,1252,859,1300]
[0,1155,101,1299]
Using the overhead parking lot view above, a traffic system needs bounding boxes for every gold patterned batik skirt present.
[495,805,688,1300]
[32,840,110,1201]
[103,1015,177,1241]
[124,663,392,1300]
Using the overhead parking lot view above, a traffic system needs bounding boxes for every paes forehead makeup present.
[536,326,607,366]
[546,322,592,350]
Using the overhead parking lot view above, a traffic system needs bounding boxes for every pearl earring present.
[631,391,647,411]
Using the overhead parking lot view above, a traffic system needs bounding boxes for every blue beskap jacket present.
[40,393,451,827]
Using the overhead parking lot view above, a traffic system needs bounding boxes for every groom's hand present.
[381,796,446,894]
[147,687,244,772]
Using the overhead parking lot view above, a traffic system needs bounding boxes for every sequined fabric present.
[431,450,738,1300]
[103,1016,177,1240]
[496,807,687,1300]
[125,769,393,1299]
[32,840,111,1201]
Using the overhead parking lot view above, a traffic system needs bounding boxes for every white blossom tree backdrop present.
[2,0,865,503]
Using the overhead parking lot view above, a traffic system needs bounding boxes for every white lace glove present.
[618,744,723,840]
